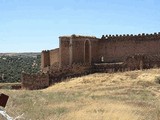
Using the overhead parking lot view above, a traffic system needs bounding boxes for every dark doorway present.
[84,40,90,63]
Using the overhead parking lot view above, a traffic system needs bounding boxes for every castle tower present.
[41,50,50,69]
[59,35,98,67]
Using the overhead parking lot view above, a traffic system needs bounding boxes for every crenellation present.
[101,33,160,40]
[141,33,145,36]
[138,34,141,36]
[101,35,105,39]
[154,32,158,35]
[150,33,153,36]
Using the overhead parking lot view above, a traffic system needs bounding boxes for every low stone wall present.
[124,54,160,70]
[94,54,160,73]
[124,55,144,70]
[49,63,93,84]
[21,73,49,90]
[94,62,126,73]
[21,64,92,89]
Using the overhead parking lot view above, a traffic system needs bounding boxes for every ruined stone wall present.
[49,63,93,84]
[142,54,160,68]
[21,73,49,90]
[99,33,160,62]
[49,48,59,66]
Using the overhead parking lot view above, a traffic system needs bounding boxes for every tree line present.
[0,55,41,83]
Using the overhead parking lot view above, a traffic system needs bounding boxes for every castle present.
[41,33,160,70]
[22,32,160,89]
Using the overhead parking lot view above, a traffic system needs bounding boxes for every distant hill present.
[0,52,40,57]
[0,52,41,83]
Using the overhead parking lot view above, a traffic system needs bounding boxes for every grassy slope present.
[1,69,160,120]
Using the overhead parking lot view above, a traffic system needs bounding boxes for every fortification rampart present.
[99,32,160,63]
[41,50,50,69]
[21,63,93,89]
[41,48,59,72]
[49,48,59,66]
[21,73,49,90]
[49,63,93,84]
[102,32,160,40]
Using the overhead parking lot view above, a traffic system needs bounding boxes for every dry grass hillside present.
[1,69,160,120]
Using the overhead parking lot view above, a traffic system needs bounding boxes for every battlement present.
[42,50,50,53]
[102,32,160,40]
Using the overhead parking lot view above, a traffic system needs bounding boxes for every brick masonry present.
[21,73,49,90]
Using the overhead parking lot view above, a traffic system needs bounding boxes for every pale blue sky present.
[0,0,160,52]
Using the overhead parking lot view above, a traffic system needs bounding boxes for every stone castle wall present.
[59,36,70,67]
[41,48,59,72]
[21,73,49,90]
[41,50,50,68]
[70,35,99,64]
[49,48,59,66]
[99,33,160,63]
[41,33,160,70]
[21,64,93,90]
[49,63,93,84]
[59,35,99,67]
